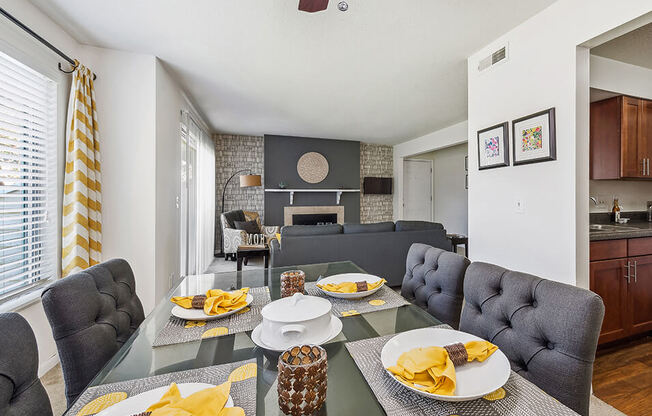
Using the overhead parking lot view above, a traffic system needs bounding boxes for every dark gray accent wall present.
[264,135,360,225]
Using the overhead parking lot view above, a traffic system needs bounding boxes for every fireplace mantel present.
[265,188,360,205]
[284,205,345,225]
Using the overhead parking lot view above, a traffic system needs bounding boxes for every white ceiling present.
[591,23,652,70]
[29,0,556,144]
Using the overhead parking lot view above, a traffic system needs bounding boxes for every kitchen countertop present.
[590,220,652,241]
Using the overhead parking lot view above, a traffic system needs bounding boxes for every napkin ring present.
[355,281,368,292]
[191,295,207,309]
[444,342,468,366]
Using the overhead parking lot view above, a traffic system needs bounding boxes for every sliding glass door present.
[180,117,199,276]
[180,112,215,277]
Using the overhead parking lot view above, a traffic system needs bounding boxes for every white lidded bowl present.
[260,293,333,350]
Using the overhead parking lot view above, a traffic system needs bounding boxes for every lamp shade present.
[240,174,262,187]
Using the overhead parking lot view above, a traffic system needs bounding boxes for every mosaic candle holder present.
[280,270,305,298]
[278,345,327,416]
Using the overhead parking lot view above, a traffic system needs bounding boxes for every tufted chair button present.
[547,342,554,350]
[505,320,511,328]
[532,300,537,307]
[498,289,503,295]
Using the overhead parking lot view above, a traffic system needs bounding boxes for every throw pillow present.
[234,220,261,235]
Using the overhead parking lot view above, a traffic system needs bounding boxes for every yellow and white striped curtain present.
[62,63,102,277]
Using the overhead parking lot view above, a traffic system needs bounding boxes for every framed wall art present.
[512,108,556,165]
[477,122,509,170]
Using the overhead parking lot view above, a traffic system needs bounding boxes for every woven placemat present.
[344,326,578,416]
[66,358,257,416]
[153,287,271,347]
[305,282,410,317]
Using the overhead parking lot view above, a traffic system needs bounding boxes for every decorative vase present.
[278,345,327,415]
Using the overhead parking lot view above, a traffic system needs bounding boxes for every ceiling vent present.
[477,44,508,72]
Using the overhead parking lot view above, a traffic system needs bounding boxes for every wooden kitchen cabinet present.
[590,95,652,179]
[629,255,652,334]
[590,239,652,344]
[590,258,629,344]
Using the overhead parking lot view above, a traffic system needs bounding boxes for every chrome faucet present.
[590,197,598,205]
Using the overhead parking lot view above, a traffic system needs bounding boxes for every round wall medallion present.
[297,152,329,184]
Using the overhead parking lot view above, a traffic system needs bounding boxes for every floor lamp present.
[220,169,262,257]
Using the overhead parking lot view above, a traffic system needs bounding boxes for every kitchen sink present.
[589,224,638,232]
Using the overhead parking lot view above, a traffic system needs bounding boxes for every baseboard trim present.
[38,353,59,378]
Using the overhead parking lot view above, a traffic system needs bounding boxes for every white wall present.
[393,121,467,220]
[155,60,182,302]
[79,46,159,313]
[0,0,79,376]
[590,180,652,213]
[77,51,212,313]
[590,55,652,99]
[413,144,469,235]
[467,0,651,287]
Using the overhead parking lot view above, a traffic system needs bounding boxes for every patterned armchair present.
[221,210,279,259]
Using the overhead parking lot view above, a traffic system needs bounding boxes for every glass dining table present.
[68,261,442,415]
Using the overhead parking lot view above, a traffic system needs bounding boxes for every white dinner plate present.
[251,315,343,351]
[380,328,510,402]
[96,383,234,416]
[316,273,385,299]
[171,294,253,321]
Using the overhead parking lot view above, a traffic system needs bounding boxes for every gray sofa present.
[270,221,452,286]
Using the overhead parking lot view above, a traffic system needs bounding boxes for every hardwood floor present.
[593,335,652,416]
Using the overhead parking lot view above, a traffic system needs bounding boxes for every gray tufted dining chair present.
[0,313,53,416]
[459,262,604,416]
[42,258,145,406]
[401,243,470,328]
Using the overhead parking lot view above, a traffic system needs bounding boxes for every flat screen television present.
[363,177,392,194]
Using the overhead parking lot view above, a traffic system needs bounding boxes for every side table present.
[447,234,468,257]
[236,245,270,271]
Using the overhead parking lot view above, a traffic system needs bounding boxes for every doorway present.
[402,159,433,221]
[580,16,652,416]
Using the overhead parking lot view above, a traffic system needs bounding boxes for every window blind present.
[0,50,57,300]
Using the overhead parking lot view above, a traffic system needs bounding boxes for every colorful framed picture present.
[477,122,509,170]
[512,108,556,165]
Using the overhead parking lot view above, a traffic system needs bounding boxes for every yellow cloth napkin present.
[170,288,250,316]
[386,340,498,395]
[146,381,244,416]
[317,279,386,293]
[203,288,249,316]
[170,297,194,309]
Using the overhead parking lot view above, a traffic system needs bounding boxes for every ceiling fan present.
[298,0,348,13]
